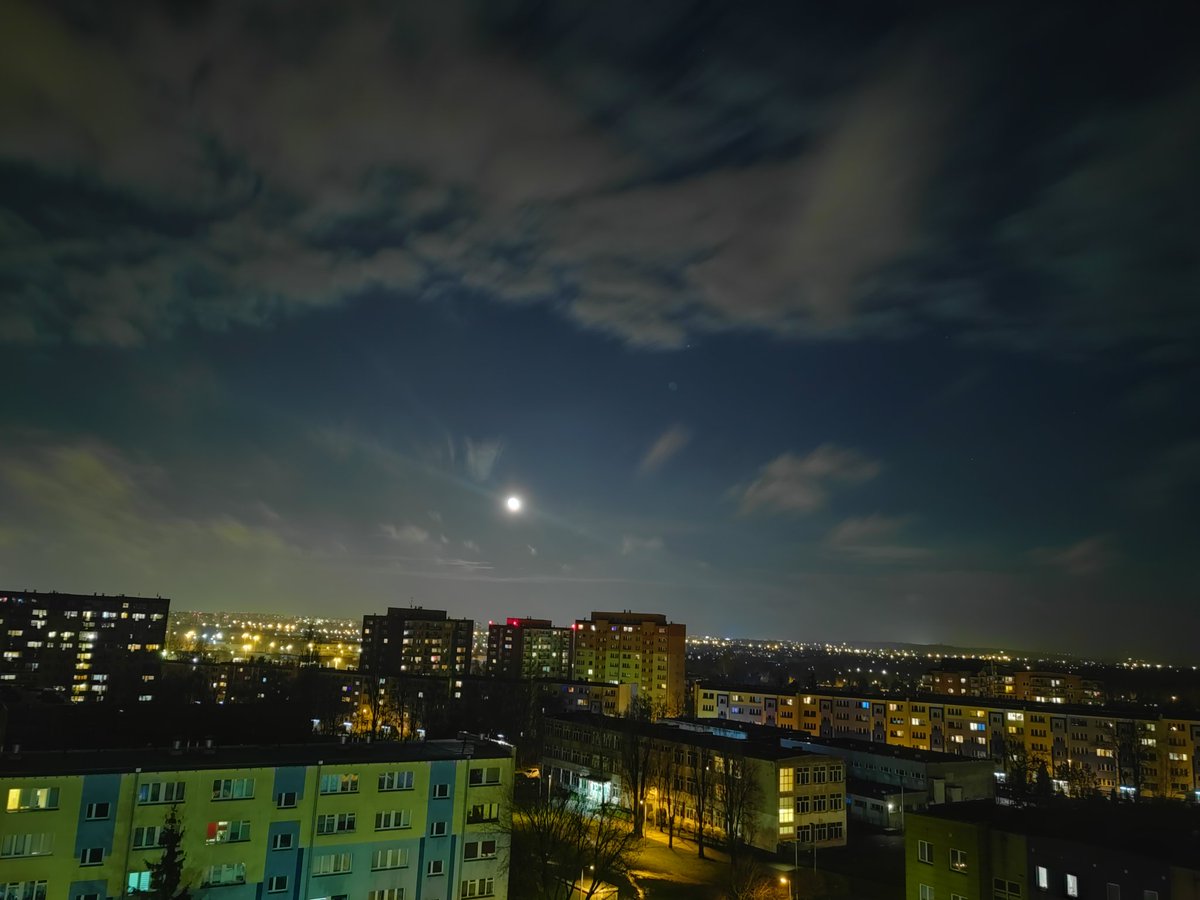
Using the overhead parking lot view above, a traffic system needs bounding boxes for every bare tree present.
[618,697,658,838]
[653,742,682,848]
[716,750,762,860]
[691,743,717,859]
[508,790,641,900]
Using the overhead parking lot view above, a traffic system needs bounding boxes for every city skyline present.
[1,2,1198,661]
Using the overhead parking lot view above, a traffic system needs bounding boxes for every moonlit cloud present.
[734,445,881,515]
[464,438,504,483]
[620,535,665,556]
[637,425,692,475]
[381,523,432,546]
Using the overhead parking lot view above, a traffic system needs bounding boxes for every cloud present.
[380,523,432,546]
[464,437,504,482]
[620,535,665,556]
[824,514,930,563]
[637,425,692,475]
[1031,535,1116,577]
[527,545,538,557]
[0,438,301,591]
[734,445,881,515]
[463,539,480,553]
[432,556,493,573]
[2,1,1196,361]
[1127,440,1200,508]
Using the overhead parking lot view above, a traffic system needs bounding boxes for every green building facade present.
[0,739,512,900]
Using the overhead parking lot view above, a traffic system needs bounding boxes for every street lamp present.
[579,863,594,898]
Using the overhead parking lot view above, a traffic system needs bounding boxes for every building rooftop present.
[846,777,911,800]
[693,680,1195,721]
[0,736,512,777]
[547,711,823,762]
[782,734,987,765]
[914,799,1200,869]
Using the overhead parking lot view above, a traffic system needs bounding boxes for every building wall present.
[1027,835,1172,900]
[360,608,473,678]
[694,683,1200,801]
[905,813,990,900]
[541,716,846,854]
[0,747,512,900]
[0,591,168,703]
[571,613,685,715]
[485,619,572,681]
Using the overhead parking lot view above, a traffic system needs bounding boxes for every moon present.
[505,495,523,513]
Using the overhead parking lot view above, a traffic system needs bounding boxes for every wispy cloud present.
[638,425,692,475]
[381,523,433,546]
[825,514,930,563]
[621,535,665,556]
[464,437,504,483]
[1031,535,1116,577]
[734,444,881,515]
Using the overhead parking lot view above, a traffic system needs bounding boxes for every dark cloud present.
[2,0,1197,356]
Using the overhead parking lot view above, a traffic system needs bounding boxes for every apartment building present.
[0,738,513,900]
[485,618,572,680]
[905,801,1200,900]
[359,608,473,677]
[0,590,168,703]
[1011,671,1105,706]
[571,612,685,715]
[542,712,847,854]
[693,683,1200,801]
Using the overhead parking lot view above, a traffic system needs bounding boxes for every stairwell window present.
[319,773,359,795]
[379,770,414,791]
[468,802,500,824]
[469,766,501,786]
[316,812,356,834]
[212,778,254,800]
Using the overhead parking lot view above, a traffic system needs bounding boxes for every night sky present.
[1,2,1197,661]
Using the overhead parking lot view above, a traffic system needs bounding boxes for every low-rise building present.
[0,737,513,900]
[781,735,995,824]
[542,712,847,854]
[905,801,1200,900]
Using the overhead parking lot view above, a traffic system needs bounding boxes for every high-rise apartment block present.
[571,611,685,715]
[0,590,168,703]
[359,608,473,677]
[0,738,513,899]
[485,617,573,680]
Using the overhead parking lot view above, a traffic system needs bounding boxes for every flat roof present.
[0,737,512,777]
[914,799,1200,868]
[783,734,988,765]
[691,682,1196,721]
[845,777,913,800]
[546,712,822,762]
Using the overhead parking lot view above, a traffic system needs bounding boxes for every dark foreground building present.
[0,590,168,703]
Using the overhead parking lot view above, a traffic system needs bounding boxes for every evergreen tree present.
[146,804,191,900]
